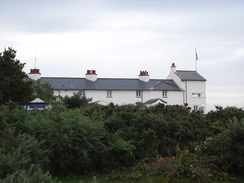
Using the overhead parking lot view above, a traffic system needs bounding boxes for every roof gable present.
[144,98,167,105]
[30,98,45,103]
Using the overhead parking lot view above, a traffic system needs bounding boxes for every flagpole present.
[195,48,198,71]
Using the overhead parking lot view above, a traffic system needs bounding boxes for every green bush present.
[1,103,243,179]
[101,132,136,168]
[21,109,106,174]
[0,127,49,179]
[0,164,56,183]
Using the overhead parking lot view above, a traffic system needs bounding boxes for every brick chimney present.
[171,63,176,73]
[85,70,97,81]
[28,68,41,80]
[139,70,149,82]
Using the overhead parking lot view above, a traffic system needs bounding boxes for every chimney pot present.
[85,69,97,81]
[170,63,176,73]
[29,68,40,74]
[139,70,149,82]
[140,70,149,76]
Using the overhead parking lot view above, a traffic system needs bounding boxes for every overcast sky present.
[0,0,243,112]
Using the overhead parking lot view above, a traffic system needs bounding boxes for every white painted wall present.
[167,68,206,113]
[143,90,183,105]
[54,89,183,106]
[185,81,206,113]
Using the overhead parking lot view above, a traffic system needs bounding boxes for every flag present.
[195,49,198,61]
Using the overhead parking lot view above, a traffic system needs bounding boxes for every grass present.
[57,165,244,183]
[58,175,164,183]
[58,173,244,183]
[57,173,204,183]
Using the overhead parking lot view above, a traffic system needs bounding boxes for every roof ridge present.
[41,77,84,79]
[176,70,197,72]
[41,77,173,81]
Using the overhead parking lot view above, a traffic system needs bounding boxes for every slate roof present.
[40,77,181,91]
[175,70,206,81]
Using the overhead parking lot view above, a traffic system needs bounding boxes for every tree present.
[62,92,92,109]
[31,80,56,103]
[0,47,33,105]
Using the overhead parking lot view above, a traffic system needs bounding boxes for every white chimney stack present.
[171,63,176,73]
[28,69,41,80]
[139,71,150,82]
[85,70,97,81]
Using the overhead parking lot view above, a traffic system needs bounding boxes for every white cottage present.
[167,63,206,113]
[28,63,206,112]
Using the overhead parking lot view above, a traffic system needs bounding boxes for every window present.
[107,90,112,98]
[199,106,204,112]
[79,90,85,96]
[136,90,142,97]
[192,93,201,98]
[193,105,198,111]
[162,91,167,98]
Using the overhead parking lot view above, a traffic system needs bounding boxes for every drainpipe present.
[185,81,188,104]
[141,91,143,103]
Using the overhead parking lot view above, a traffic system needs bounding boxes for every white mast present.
[34,43,37,68]
[195,48,198,71]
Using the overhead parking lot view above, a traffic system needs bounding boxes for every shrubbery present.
[0,103,243,182]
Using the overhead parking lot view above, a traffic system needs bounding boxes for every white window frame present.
[79,90,86,96]
[193,105,198,111]
[136,90,142,97]
[162,91,167,98]
[192,93,201,98]
[107,90,112,98]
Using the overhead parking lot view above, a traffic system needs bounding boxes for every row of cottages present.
[28,63,207,113]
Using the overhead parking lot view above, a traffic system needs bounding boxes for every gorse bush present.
[62,92,92,109]
[0,128,49,176]
[0,104,243,181]
[199,117,244,176]
[0,126,54,182]
[0,164,56,183]
[20,109,107,174]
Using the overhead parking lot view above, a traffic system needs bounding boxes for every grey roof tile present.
[175,70,206,81]
[40,77,181,91]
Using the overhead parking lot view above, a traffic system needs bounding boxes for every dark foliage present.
[0,48,33,105]
[0,103,243,181]
[31,80,56,103]
[62,92,92,109]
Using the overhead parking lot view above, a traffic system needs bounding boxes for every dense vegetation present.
[0,48,33,105]
[0,47,56,106]
[0,103,243,183]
